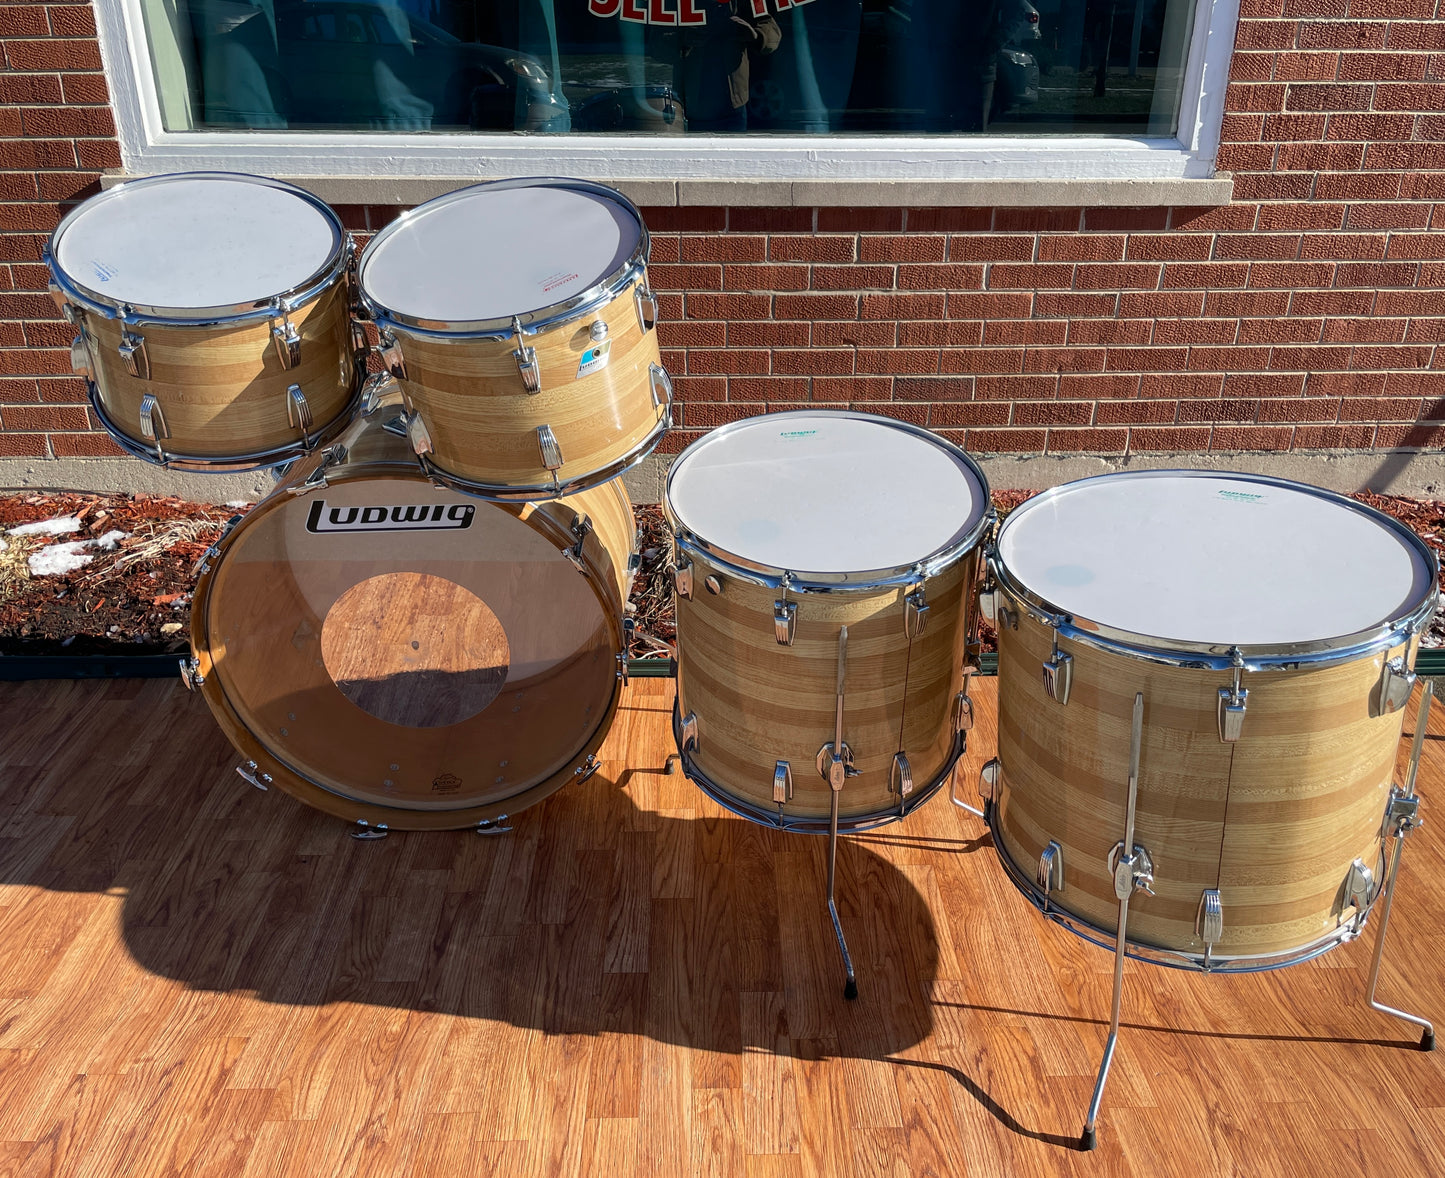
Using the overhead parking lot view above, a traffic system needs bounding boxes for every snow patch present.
[224,500,252,508]
[27,529,129,577]
[9,516,82,537]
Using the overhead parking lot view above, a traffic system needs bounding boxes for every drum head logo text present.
[305,501,475,533]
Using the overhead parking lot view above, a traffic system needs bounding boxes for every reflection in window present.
[137,0,1195,135]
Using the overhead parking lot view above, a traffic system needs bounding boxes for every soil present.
[1,486,1441,659]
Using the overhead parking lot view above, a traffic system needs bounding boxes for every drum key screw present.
[589,320,609,342]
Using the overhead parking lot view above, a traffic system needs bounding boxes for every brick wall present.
[3,1,1445,467]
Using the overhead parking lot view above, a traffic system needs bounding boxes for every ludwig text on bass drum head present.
[46,172,361,471]
[187,405,635,830]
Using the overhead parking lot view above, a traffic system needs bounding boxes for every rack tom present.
[46,172,360,471]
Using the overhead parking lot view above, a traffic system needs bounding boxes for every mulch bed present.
[1,487,1441,659]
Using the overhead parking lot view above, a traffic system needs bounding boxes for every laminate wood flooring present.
[0,676,1442,1176]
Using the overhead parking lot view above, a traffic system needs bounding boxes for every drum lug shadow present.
[270,310,301,369]
[69,332,92,379]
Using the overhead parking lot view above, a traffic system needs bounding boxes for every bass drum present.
[187,404,635,830]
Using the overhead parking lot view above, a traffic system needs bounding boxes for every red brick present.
[859,293,945,319]
[1154,319,1239,345]
[650,264,722,291]
[809,377,894,402]
[1171,205,1259,232]
[23,321,75,349]
[947,292,1034,318]
[0,292,62,319]
[1257,397,1340,421]
[46,3,97,35]
[974,375,1058,400]
[949,235,1036,262]
[1096,400,1178,425]
[859,234,945,263]
[1229,51,1278,82]
[2,405,87,431]
[1120,291,1206,317]
[684,293,770,320]
[905,209,993,232]
[810,265,894,291]
[1355,344,1434,368]
[1179,398,1259,422]
[1067,319,1153,345]
[680,235,765,263]
[1278,143,1366,171]
[639,207,725,232]
[1257,202,1344,230]
[1261,112,1329,140]
[984,320,1068,346]
[1284,82,1372,109]
[1377,82,1445,109]
[1022,347,1108,373]
[1220,113,1267,141]
[856,349,939,375]
[768,236,855,263]
[0,173,39,202]
[1240,0,1284,14]
[1333,261,1418,287]
[966,428,1047,452]
[726,376,806,401]
[1215,232,1301,260]
[861,403,929,424]
[1189,346,1274,370]
[1223,372,1307,396]
[1298,19,1386,47]
[4,39,102,71]
[1326,112,1414,139]
[0,433,47,457]
[685,349,770,375]
[1305,371,1386,395]
[36,377,86,403]
[658,320,724,348]
[1227,82,1290,112]
[1238,317,1323,343]
[1046,428,1130,452]
[1013,401,1092,425]
[49,432,125,457]
[1083,209,1171,233]
[1268,344,1354,369]
[670,376,726,401]
[816,208,903,232]
[1130,427,1213,450]
[727,264,809,291]
[897,320,982,347]
[1248,261,1337,287]
[1386,372,1445,396]
[1300,232,1386,260]
[1235,20,1300,50]
[1338,396,1422,421]
[0,139,76,170]
[1366,143,1445,171]
[1342,52,1427,81]
[895,377,976,402]
[0,76,62,105]
[1106,346,1189,372]
[60,73,109,106]
[773,293,859,319]
[1386,21,1445,50]
[682,403,764,428]
[1212,426,1295,449]
[928,402,1008,427]
[994,208,1082,233]
[1377,423,1445,447]
[1032,292,1117,317]
[765,349,851,376]
[0,378,41,403]
[1274,51,1342,80]
[1316,176,1403,205]
[897,264,984,291]
[1406,319,1445,342]
[1290,289,1374,314]
[1064,374,1146,398]
[20,107,115,138]
[1074,263,1162,290]
[1385,234,1445,260]
[939,348,1026,375]
[1320,317,1406,342]
[1162,262,1252,289]
[1126,235,1213,261]
[727,208,812,232]
[1285,0,1345,14]
[0,4,51,33]
[1294,424,1377,445]
[987,264,1075,290]
[1216,143,1276,171]
[814,321,897,347]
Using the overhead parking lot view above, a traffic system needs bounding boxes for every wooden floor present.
[1,676,1443,1176]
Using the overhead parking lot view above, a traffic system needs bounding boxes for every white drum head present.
[359,182,641,325]
[667,412,990,578]
[997,472,1435,648]
[52,174,341,312]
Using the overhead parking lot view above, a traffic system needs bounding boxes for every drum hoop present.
[670,699,961,833]
[47,172,350,325]
[355,177,650,338]
[990,829,1370,973]
[86,372,364,473]
[665,409,995,593]
[189,457,627,825]
[990,468,1440,671]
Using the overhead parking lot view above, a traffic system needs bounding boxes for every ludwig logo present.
[305,500,475,533]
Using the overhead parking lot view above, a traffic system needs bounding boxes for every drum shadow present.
[0,680,941,1069]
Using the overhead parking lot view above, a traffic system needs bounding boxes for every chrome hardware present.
[574,754,601,782]
[236,761,272,790]
[817,627,858,792]
[178,656,203,690]
[351,820,389,841]
[672,561,694,600]
[815,740,857,784]
[271,311,301,369]
[1384,790,1422,837]
[286,384,312,433]
[1196,889,1224,945]
[648,363,672,413]
[1108,842,1156,899]
[537,424,564,472]
[890,752,914,798]
[476,815,512,836]
[191,515,240,578]
[512,316,541,393]
[979,585,999,622]
[382,415,408,438]
[999,605,1018,630]
[1217,661,1248,743]
[118,330,149,379]
[679,711,700,752]
[774,600,797,646]
[1343,858,1375,921]
[408,412,434,457]
[138,393,168,460]
[1042,632,1073,705]
[904,585,929,640]
[1038,841,1065,896]
[377,331,406,379]
[635,284,659,333]
[978,757,1000,802]
[590,319,609,342]
[773,760,794,804]
[564,514,593,571]
[618,618,634,683]
[69,333,91,377]
[953,689,975,734]
[359,371,395,416]
[286,443,346,497]
[1378,655,1416,716]
[704,575,721,595]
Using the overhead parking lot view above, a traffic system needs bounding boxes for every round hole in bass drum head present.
[193,458,629,829]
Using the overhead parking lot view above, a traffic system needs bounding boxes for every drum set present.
[45,171,1440,1151]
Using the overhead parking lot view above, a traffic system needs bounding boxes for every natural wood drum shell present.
[79,279,356,458]
[675,550,978,825]
[393,275,665,490]
[994,607,1405,958]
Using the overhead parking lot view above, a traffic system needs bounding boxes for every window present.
[103,0,1239,181]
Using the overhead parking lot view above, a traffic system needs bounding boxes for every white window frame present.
[95,0,1238,184]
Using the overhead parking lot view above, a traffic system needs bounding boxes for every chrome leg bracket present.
[825,625,858,1000]
[351,820,389,841]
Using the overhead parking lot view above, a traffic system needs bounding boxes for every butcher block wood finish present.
[0,675,1442,1176]
[996,608,1410,959]
[77,279,356,458]
[674,550,977,825]
[392,275,666,491]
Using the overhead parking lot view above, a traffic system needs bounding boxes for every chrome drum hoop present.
[46,172,352,327]
[670,699,960,834]
[987,469,1440,673]
[86,374,364,474]
[355,177,652,339]
[990,826,1370,974]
